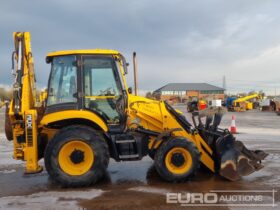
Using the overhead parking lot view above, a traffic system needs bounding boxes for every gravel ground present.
[0,106,279,209]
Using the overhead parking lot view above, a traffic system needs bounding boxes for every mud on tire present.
[44,125,109,187]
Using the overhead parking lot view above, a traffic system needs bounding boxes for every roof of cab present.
[46,49,120,57]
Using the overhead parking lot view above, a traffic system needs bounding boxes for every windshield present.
[47,55,77,106]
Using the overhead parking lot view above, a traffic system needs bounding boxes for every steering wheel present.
[99,87,115,96]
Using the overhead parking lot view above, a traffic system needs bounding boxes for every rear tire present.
[44,125,109,187]
[154,137,200,182]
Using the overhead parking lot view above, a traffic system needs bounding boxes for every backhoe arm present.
[8,32,42,174]
[11,32,37,116]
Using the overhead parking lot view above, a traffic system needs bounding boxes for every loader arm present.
[127,95,267,181]
[127,95,215,172]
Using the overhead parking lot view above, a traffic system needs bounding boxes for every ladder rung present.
[119,154,139,159]
[116,139,135,143]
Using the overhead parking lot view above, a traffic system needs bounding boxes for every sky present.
[0,0,280,95]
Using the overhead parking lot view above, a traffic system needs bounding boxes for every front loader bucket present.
[219,140,268,181]
[194,107,268,181]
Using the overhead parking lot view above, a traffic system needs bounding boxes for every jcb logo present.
[26,115,33,129]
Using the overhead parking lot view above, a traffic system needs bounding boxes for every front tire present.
[44,125,109,187]
[154,137,200,182]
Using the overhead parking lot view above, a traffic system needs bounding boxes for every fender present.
[40,110,108,132]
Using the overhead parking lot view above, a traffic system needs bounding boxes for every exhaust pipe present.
[133,52,138,96]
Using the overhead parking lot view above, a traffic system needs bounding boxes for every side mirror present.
[123,63,129,75]
[128,87,133,94]
[120,54,129,75]
[49,88,54,96]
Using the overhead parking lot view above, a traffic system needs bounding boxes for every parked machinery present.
[5,32,268,187]
[231,93,262,112]
[187,99,207,112]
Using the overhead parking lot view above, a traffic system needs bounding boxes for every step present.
[115,139,135,144]
[119,154,139,159]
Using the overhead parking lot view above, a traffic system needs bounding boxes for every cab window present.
[83,56,121,124]
[47,55,77,106]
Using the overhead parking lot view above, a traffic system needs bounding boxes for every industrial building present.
[154,83,225,102]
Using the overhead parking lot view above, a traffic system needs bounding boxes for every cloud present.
[0,0,280,94]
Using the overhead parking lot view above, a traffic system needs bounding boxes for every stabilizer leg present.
[24,110,43,174]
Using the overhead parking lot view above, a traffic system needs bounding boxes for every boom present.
[234,93,261,103]
[11,32,37,116]
[8,32,42,173]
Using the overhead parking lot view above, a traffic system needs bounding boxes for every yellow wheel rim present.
[165,147,192,175]
[58,140,94,176]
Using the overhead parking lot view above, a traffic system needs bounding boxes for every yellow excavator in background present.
[232,93,262,112]
[4,32,267,187]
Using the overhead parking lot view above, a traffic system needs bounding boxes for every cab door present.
[82,55,126,128]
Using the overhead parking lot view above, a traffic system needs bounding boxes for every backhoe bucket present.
[219,140,268,181]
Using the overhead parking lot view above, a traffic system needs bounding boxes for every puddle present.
[0,189,104,210]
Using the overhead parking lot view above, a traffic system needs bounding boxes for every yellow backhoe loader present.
[4,32,268,187]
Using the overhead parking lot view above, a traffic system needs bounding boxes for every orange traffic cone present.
[230,115,237,134]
